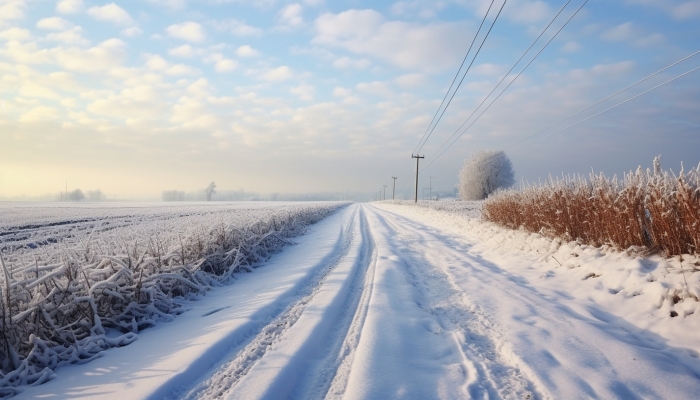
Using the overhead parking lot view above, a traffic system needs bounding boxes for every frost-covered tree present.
[458,150,515,200]
[205,181,217,201]
[87,190,104,201]
[68,189,85,201]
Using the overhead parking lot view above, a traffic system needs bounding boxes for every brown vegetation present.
[483,159,700,257]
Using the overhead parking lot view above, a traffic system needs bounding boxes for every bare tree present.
[68,189,85,201]
[205,181,217,201]
[458,150,515,200]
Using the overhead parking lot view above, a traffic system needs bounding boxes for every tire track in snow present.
[177,205,363,399]
[303,207,378,400]
[367,204,541,400]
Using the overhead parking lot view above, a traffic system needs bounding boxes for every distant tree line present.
[60,189,105,202]
[161,190,186,201]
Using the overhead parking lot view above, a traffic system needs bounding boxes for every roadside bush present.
[483,157,700,257]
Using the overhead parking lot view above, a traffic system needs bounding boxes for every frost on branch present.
[458,150,515,200]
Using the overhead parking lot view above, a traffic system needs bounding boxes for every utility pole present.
[411,154,424,203]
[391,176,397,200]
[429,176,433,201]
[383,185,387,200]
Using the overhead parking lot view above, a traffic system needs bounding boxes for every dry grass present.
[483,161,700,257]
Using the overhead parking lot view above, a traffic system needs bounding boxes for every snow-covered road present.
[20,203,700,399]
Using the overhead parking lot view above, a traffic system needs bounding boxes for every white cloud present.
[472,63,505,76]
[635,33,665,47]
[56,0,84,14]
[313,10,469,72]
[568,61,635,80]
[394,73,425,89]
[390,1,445,19]
[87,3,134,26]
[504,0,552,24]
[0,1,25,22]
[215,59,238,72]
[60,98,77,107]
[332,56,371,69]
[277,3,304,28]
[52,39,128,73]
[46,27,90,46]
[121,27,143,37]
[166,21,206,43]
[600,22,664,47]
[19,82,61,99]
[211,19,263,37]
[356,81,393,98]
[236,45,259,57]
[165,64,201,76]
[19,106,60,122]
[0,27,31,41]
[144,54,169,71]
[332,86,351,97]
[260,66,294,81]
[628,0,700,20]
[290,82,315,101]
[601,22,635,42]
[36,17,73,30]
[186,78,212,97]
[146,0,186,10]
[121,85,157,102]
[672,1,700,19]
[169,44,195,57]
[561,41,581,53]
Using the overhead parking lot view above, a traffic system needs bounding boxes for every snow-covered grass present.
[483,162,700,257]
[0,202,347,397]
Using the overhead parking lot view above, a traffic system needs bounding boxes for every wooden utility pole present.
[429,176,433,201]
[411,155,424,203]
[383,185,387,200]
[391,176,397,200]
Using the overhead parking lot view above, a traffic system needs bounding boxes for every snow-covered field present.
[0,201,347,397]
[9,201,700,399]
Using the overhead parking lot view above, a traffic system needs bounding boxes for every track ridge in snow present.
[303,207,378,400]
[176,206,363,399]
[367,205,540,400]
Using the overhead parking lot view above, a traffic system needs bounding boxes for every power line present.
[428,0,571,155]
[512,64,700,151]
[430,62,700,179]
[414,0,509,154]
[412,0,497,155]
[421,0,589,172]
[503,49,700,151]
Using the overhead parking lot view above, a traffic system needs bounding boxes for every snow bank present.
[376,201,700,360]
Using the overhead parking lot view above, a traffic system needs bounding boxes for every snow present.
[14,202,700,399]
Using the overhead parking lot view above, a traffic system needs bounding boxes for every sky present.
[0,0,699,199]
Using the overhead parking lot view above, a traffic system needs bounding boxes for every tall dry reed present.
[483,158,700,257]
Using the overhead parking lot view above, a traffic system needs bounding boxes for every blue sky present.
[1,0,699,198]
